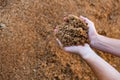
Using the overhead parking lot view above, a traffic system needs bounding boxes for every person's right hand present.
[80,16,98,45]
[64,44,96,59]
[56,38,95,59]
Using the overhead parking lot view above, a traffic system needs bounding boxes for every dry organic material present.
[0,0,7,8]
[56,15,89,47]
[1,0,120,80]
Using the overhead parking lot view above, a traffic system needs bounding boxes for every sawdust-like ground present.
[0,0,120,80]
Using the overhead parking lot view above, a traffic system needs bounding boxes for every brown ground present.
[0,0,120,80]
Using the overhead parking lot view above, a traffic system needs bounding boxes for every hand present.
[54,15,96,59]
[55,38,95,59]
[64,44,95,59]
[80,16,98,44]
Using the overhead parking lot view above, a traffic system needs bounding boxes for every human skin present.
[80,16,120,57]
[64,44,120,80]
[55,16,120,80]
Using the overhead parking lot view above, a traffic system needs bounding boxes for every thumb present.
[64,46,80,54]
[80,16,91,24]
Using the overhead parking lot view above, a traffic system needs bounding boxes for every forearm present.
[83,51,120,80]
[91,34,120,57]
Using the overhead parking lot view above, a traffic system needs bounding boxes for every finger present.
[54,26,58,34]
[64,46,76,53]
[84,43,90,47]
[56,38,63,48]
[80,16,92,24]
[80,16,86,20]
[64,46,81,53]
[63,16,68,21]
[80,16,86,22]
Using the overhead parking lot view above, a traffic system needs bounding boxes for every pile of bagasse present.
[56,15,89,47]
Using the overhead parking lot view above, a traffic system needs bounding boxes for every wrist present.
[78,46,96,59]
[82,50,96,60]
[90,33,100,46]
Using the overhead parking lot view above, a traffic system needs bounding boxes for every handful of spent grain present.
[55,15,90,47]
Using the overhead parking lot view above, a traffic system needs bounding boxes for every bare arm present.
[64,44,120,80]
[84,48,120,80]
[91,34,120,57]
[55,16,120,80]
[80,16,120,57]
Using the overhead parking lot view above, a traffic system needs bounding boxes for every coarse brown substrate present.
[56,15,89,47]
[1,0,120,80]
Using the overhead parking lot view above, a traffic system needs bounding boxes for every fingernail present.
[63,17,67,21]
[80,16,84,18]
[80,16,82,18]
[54,29,57,33]
[54,26,58,33]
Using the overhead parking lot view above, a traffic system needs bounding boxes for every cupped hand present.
[55,38,95,59]
[80,16,98,42]
[54,15,96,59]
[64,44,95,59]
